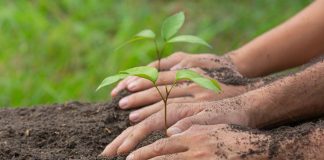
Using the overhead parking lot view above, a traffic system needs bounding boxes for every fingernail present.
[119,98,128,109]
[98,153,105,158]
[98,151,108,158]
[128,82,137,91]
[129,112,139,122]
[111,88,118,96]
[167,127,182,135]
[126,153,134,160]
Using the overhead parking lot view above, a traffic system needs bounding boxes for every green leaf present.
[96,74,128,91]
[175,69,202,80]
[120,66,158,83]
[176,70,221,92]
[136,29,156,39]
[191,77,221,92]
[167,35,212,48]
[161,12,185,41]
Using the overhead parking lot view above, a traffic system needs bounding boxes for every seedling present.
[97,12,221,132]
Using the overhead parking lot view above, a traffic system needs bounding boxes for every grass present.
[0,0,311,108]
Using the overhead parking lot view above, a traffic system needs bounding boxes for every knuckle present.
[153,138,167,154]
[180,118,194,128]
[189,124,201,131]
[192,149,211,158]
[191,133,210,144]
[196,92,214,100]
[179,59,191,68]
[188,83,199,90]
[176,105,193,118]
[140,118,154,132]
[122,126,134,135]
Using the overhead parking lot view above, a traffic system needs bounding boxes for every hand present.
[127,124,269,160]
[116,67,247,112]
[100,98,253,157]
[111,51,237,97]
[127,79,247,123]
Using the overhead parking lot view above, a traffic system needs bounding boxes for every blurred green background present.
[0,0,311,108]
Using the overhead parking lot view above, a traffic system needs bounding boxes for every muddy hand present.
[166,97,252,136]
[127,124,269,160]
[118,67,247,111]
[100,102,204,157]
[127,79,247,123]
[111,52,235,97]
[100,98,252,157]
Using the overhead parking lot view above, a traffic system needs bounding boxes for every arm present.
[166,58,324,134]
[247,58,324,128]
[229,0,324,77]
[100,59,324,157]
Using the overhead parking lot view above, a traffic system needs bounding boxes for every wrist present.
[240,90,278,128]
[226,50,252,77]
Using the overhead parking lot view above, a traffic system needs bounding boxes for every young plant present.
[97,12,221,132]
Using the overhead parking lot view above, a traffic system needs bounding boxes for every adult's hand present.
[100,97,253,157]
[127,79,247,123]
[111,52,237,97]
[126,124,269,160]
[116,67,247,112]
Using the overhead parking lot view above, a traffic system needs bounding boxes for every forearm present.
[245,58,324,128]
[228,0,324,77]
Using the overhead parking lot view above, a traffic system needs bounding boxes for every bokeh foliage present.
[0,0,311,107]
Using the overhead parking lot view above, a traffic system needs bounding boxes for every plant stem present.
[153,40,169,134]
[164,98,167,135]
[163,81,177,134]
[154,84,168,134]
[154,85,165,102]
[154,40,161,71]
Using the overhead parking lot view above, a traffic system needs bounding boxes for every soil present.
[0,63,323,159]
[0,90,164,160]
[1,98,323,160]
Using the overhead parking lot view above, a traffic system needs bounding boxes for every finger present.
[127,67,205,92]
[127,71,176,92]
[127,136,188,160]
[100,126,134,157]
[167,113,209,136]
[111,76,137,96]
[148,52,187,70]
[170,59,191,71]
[170,54,224,71]
[112,52,187,96]
[119,84,192,109]
[150,152,190,160]
[129,97,196,123]
[117,103,199,154]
